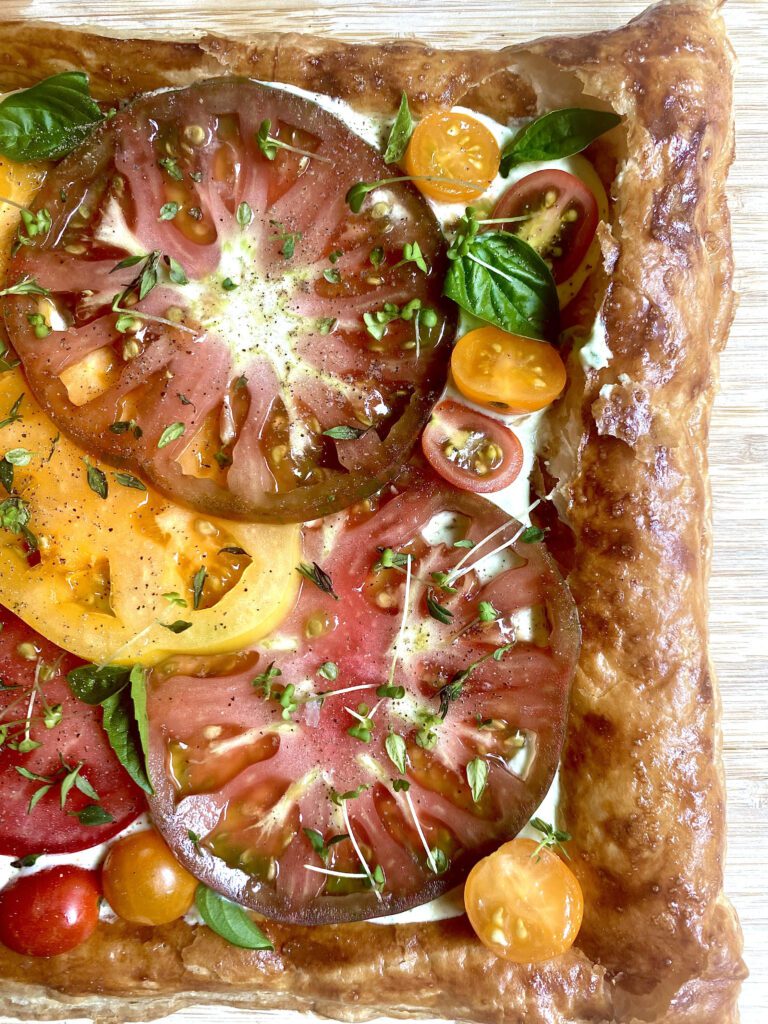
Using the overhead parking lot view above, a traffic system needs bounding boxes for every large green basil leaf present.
[67,663,132,705]
[500,107,621,175]
[195,885,274,949]
[101,685,153,795]
[443,231,559,342]
[0,72,104,162]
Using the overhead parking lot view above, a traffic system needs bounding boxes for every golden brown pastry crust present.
[0,2,745,1022]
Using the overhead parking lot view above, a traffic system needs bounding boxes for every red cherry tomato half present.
[421,401,524,493]
[0,866,100,957]
[491,170,598,285]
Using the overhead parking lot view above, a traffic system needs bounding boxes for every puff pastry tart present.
[0,1,746,1022]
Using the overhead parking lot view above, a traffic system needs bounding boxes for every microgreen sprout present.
[257,119,332,164]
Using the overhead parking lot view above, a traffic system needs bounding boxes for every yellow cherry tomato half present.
[451,327,566,414]
[464,837,584,963]
[102,829,198,925]
[404,111,500,203]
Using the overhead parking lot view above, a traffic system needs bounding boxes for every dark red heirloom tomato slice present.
[3,79,455,524]
[0,609,145,857]
[490,169,598,284]
[0,866,100,957]
[146,469,579,924]
[421,400,524,493]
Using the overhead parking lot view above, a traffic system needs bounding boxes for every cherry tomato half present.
[464,837,584,963]
[0,866,100,957]
[102,828,198,925]
[421,400,523,493]
[451,327,566,414]
[405,111,500,202]
[491,169,598,285]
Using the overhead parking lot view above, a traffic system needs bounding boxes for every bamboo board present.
[0,1,764,1022]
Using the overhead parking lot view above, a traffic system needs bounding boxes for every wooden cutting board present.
[0,2,764,1022]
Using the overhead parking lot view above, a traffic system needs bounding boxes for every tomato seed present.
[183,125,206,146]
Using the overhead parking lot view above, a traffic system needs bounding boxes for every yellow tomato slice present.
[0,156,47,241]
[404,111,500,202]
[0,366,300,665]
[451,327,567,413]
[464,837,584,963]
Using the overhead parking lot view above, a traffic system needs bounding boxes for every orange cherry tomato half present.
[451,327,566,414]
[421,400,523,493]
[491,169,598,285]
[405,111,500,202]
[102,828,197,925]
[464,837,584,963]
[0,866,100,957]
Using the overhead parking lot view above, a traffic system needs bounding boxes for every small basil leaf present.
[466,757,489,803]
[162,620,193,633]
[443,231,559,342]
[0,72,104,162]
[383,92,414,164]
[101,687,153,795]
[322,425,365,440]
[195,885,274,950]
[500,107,621,175]
[70,804,114,826]
[385,732,407,775]
[67,663,132,705]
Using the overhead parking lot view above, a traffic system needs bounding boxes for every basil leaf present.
[0,459,13,494]
[67,663,132,705]
[0,72,104,162]
[195,885,274,950]
[443,231,559,342]
[129,665,151,784]
[101,687,153,795]
[70,804,114,826]
[466,757,489,802]
[385,732,407,775]
[500,107,621,175]
[383,93,414,164]
[114,471,146,491]
[162,619,192,633]
[84,460,108,500]
[322,425,365,440]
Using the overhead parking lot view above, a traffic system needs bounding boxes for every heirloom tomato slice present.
[146,468,579,924]
[3,79,455,523]
[0,365,299,666]
[0,609,144,856]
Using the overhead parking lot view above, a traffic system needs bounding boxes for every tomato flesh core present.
[491,169,598,285]
[0,608,145,856]
[422,400,524,493]
[146,469,580,924]
[3,79,456,523]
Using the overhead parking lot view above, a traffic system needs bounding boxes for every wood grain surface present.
[0,2,765,1023]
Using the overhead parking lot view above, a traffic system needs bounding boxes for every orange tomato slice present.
[451,327,566,413]
[464,837,584,963]
[404,111,500,202]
